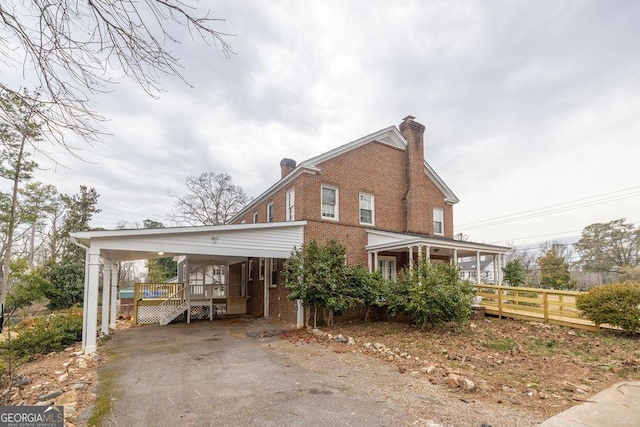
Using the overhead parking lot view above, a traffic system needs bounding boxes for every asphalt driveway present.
[97,318,405,426]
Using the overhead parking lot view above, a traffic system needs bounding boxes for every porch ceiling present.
[71,221,307,263]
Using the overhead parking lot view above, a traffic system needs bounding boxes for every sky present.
[4,0,640,249]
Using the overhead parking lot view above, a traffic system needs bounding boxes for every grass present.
[482,337,518,351]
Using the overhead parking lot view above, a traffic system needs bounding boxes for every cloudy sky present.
[5,0,640,248]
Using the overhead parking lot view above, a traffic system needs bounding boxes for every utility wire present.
[457,185,640,230]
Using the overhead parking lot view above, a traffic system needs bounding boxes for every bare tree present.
[168,172,248,226]
[1,0,233,148]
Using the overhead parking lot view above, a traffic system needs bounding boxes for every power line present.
[457,185,640,231]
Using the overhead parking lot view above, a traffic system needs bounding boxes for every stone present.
[78,359,88,369]
[312,328,324,337]
[387,356,394,362]
[426,365,437,374]
[335,334,348,343]
[55,389,79,405]
[347,337,355,346]
[58,374,69,383]
[364,342,373,349]
[54,370,64,375]
[374,343,385,350]
[39,389,63,401]
[71,383,87,390]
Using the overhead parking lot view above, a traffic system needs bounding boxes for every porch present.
[132,282,248,325]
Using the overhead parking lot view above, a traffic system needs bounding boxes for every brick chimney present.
[280,158,297,178]
[399,115,429,234]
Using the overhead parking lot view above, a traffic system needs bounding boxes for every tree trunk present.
[0,132,28,305]
[304,304,311,328]
[313,305,318,328]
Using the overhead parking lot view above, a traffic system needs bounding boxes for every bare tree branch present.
[1,0,233,151]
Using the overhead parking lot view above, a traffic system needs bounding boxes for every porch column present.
[417,244,422,266]
[425,245,431,264]
[101,261,112,335]
[367,251,372,272]
[476,251,481,285]
[408,246,414,272]
[453,249,458,265]
[499,254,505,286]
[85,246,101,354]
[110,264,118,330]
[493,255,498,285]
[81,250,90,352]
[373,252,379,271]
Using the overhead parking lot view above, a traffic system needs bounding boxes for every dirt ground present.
[282,316,640,420]
[3,316,640,425]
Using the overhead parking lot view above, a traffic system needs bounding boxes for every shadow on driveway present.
[97,318,404,426]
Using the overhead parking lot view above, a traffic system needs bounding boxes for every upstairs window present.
[286,189,295,221]
[359,194,374,225]
[252,212,258,223]
[433,208,444,235]
[267,203,274,223]
[321,186,338,220]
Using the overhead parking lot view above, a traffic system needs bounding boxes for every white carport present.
[71,221,306,354]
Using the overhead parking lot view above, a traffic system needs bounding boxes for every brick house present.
[72,115,508,355]
[228,115,508,322]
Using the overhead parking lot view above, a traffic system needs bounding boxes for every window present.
[267,202,274,223]
[321,185,338,220]
[240,219,246,224]
[252,212,258,223]
[378,257,396,281]
[286,189,295,221]
[248,259,254,281]
[259,258,265,279]
[433,208,444,235]
[270,259,278,288]
[359,194,374,225]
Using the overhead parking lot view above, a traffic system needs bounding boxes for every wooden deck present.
[132,283,247,324]
[475,284,604,331]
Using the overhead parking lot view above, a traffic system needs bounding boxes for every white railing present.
[159,283,187,324]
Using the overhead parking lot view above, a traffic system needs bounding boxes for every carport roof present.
[71,221,307,262]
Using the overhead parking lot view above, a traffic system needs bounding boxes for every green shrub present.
[8,309,83,360]
[576,282,640,333]
[385,262,474,328]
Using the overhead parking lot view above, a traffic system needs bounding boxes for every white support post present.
[367,252,372,272]
[417,245,422,266]
[85,247,101,354]
[110,266,118,330]
[425,245,431,264]
[373,252,379,272]
[476,251,481,285]
[296,299,304,328]
[81,250,90,352]
[493,255,498,285]
[408,246,414,272]
[500,254,505,286]
[453,249,458,265]
[101,261,111,336]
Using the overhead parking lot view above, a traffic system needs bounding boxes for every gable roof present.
[232,124,459,221]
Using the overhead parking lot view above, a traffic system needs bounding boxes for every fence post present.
[543,291,549,324]
[498,286,503,319]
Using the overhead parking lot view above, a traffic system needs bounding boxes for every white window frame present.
[286,189,295,221]
[248,259,254,281]
[377,256,396,281]
[240,219,246,224]
[269,258,278,288]
[252,212,258,223]
[259,258,265,280]
[321,185,339,221]
[433,208,444,235]
[267,202,274,223]
[359,193,374,225]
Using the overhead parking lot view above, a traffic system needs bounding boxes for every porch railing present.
[159,284,187,324]
[474,284,599,331]
[134,283,181,300]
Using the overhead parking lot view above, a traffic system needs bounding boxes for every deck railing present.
[134,283,181,300]
[474,284,599,331]
[159,284,187,324]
